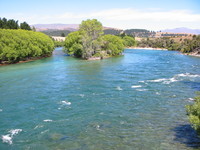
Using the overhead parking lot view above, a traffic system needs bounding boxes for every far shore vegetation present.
[137,35,200,54]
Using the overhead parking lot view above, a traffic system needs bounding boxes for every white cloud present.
[3,8,200,30]
[87,8,200,22]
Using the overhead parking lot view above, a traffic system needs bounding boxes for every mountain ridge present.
[32,24,79,31]
[32,23,119,31]
[161,27,200,35]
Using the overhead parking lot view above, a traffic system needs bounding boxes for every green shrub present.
[123,35,136,47]
[102,34,124,56]
[186,93,200,134]
[0,29,54,63]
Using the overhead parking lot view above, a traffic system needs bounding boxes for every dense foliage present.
[64,31,83,57]
[181,35,200,54]
[0,17,32,30]
[137,37,175,49]
[122,36,137,47]
[53,40,65,47]
[79,19,103,59]
[101,34,124,56]
[186,93,200,134]
[137,35,200,54]
[64,19,132,59]
[0,29,54,63]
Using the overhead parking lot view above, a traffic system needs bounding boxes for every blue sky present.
[1,0,200,30]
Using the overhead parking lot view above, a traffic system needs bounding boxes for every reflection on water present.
[173,124,200,148]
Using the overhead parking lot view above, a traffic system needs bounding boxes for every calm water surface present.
[0,48,200,150]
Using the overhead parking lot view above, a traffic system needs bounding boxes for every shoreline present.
[0,55,51,66]
[86,55,111,61]
[126,47,200,57]
[126,47,168,50]
[183,52,200,57]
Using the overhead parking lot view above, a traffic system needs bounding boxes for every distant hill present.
[124,29,156,37]
[33,24,123,36]
[32,24,79,31]
[41,29,72,37]
[41,28,122,37]
[161,27,200,35]
[104,29,123,35]
[39,27,154,37]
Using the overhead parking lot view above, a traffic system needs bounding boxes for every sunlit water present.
[0,48,200,150]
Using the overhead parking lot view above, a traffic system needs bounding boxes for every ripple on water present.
[116,86,123,91]
[43,119,53,122]
[131,85,142,88]
[1,129,22,145]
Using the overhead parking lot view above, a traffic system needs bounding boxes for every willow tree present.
[79,19,103,59]
[0,29,54,63]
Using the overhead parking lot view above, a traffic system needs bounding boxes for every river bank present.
[127,47,200,57]
[0,55,51,66]
[127,47,168,50]
[184,51,200,57]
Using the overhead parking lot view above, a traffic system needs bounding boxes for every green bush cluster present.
[0,29,54,63]
[122,35,136,47]
[186,93,200,134]
[53,40,65,47]
[64,19,136,59]
[101,34,124,56]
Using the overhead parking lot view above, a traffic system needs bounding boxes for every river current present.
[0,48,200,149]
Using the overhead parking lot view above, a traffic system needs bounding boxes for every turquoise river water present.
[0,48,200,150]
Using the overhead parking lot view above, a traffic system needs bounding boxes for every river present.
[0,47,200,149]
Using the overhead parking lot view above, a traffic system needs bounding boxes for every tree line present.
[42,29,71,37]
[63,19,136,59]
[124,29,156,37]
[0,17,32,30]
[137,36,200,54]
